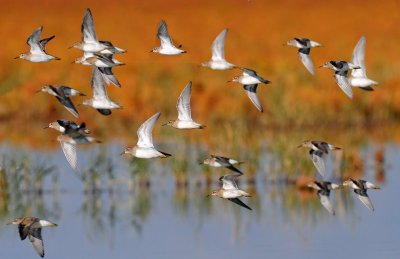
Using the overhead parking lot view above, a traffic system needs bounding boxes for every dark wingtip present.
[161,151,172,157]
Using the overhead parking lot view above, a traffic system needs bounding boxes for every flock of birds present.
[8,8,381,258]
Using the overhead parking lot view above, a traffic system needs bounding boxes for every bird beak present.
[120,151,125,156]
[149,49,153,53]
[14,56,19,59]
[50,223,58,227]
[297,144,302,148]
[34,89,42,94]
[43,126,49,129]
[5,222,12,225]
[226,80,232,83]
[161,123,167,126]
[198,161,204,165]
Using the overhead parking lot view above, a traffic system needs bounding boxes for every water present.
[0,135,398,259]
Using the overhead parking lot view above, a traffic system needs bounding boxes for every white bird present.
[298,140,341,177]
[286,37,321,75]
[307,181,340,215]
[74,52,124,67]
[121,112,171,159]
[163,81,205,129]
[82,67,121,116]
[210,172,252,210]
[202,29,235,70]
[44,120,90,135]
[151,20,186,55]
[228,67,270,112]
[321,61,361,99]
[343,179,380,211]
[15,26,60,62]
[350,36,378,91]
[71,8,109,53]
[200,155,244,174]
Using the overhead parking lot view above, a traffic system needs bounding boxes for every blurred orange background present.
[0,0,399,146]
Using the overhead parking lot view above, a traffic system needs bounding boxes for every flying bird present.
[15,26,60,62]
[286,37,321,75]
[151,20,186,55]
[200,155,243,174]
[228,67,270,112]
[209,172,252,210]
[163,81,205,129]
[202,29,235,70]
[342,179,380,211]
[307,181,340,215]
[298,140,341,177]
[7,217,58,257]
[121,112,171,158]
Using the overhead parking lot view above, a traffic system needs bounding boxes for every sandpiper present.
[342,179,380,211]
[298,140,341,177]
[82,67,121,116]
[350,36,378,91]
[7,217,57,257]
[163,81,205,129]
[121,112,171,159]
[44,120,90,136]
[210,172,252,210]
[228,67,270,112]
[307,181,340,215]
[57,133,101,171]
[38,85,85,118]
[98,66,121,87]
[71,8,109,53]
[74,52,124,67]
[98,40,126,55]
[202,29,235,70]
[15,26,60,62]
[200,155,243,174]
[321,61,361,99]
[151,20,186,55]
[286,37,321,75]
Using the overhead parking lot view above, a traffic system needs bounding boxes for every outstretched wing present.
[228,198,252,210]
[220,173,241,190]
[309,150,326,177]
[60,141,77,171]
[27,26,43,54]
[91,67,108,99]
[55,96,80,119]
[298,50,314,75]
[243,84,263,112]
[81,8,98,42]
[351,35,367,78]
[177,82,193,121]
[211,29,228,61]
[99,67,121,88]
[28,228,44,257]
[334,74,353,99]
[157,20,173,48]
[39,35,55,52]
[318,192,335,215]
[137,112,160,148]
[355,189,374,211]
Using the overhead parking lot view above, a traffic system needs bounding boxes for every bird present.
[349,36,378,91]
[121,112,171,159]
[74,52,124,67]
[342,179,380,211]
[151,20,186,55]
[44,120,90,135]
[307,181,340,215]
[297,140,341,177]
[98,66,121,88]
[286,37,321,75]
[321,61,361,99]
[37,85,85,118]
[71,8,110,53]
[98,40,126,55]
[15,26,60,62]
[163,81,205,129]
[200,155,243,174]
[82,67,121,116]
[209,172,252,210]
[7,217,58,257]
[228,67,270,112]
[202,29,235,70]
[57,133,101,171]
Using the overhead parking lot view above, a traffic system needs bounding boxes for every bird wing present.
[334,74,353,99]
[55,96,80,118]
[28,228,44,257]
[39,35,55,52]
[310,150,326,177]
[220,173,241,190]
[351,35,367,78]
[18,224,30,240]
[137,112,160,148]
[81,8,98,42]
[228,198,252,210]
[27,26,43,54]
[60,141,77,171]
[318,191,335,215]
[354,189,374,211]
[157,20,173,48]
[240,67,269,84]
[177,82,193,121]
[98,67,121,88]
[211,29,228,61]
[91,67,108,99]
[298,51,314,75]
[243,84,263,112]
